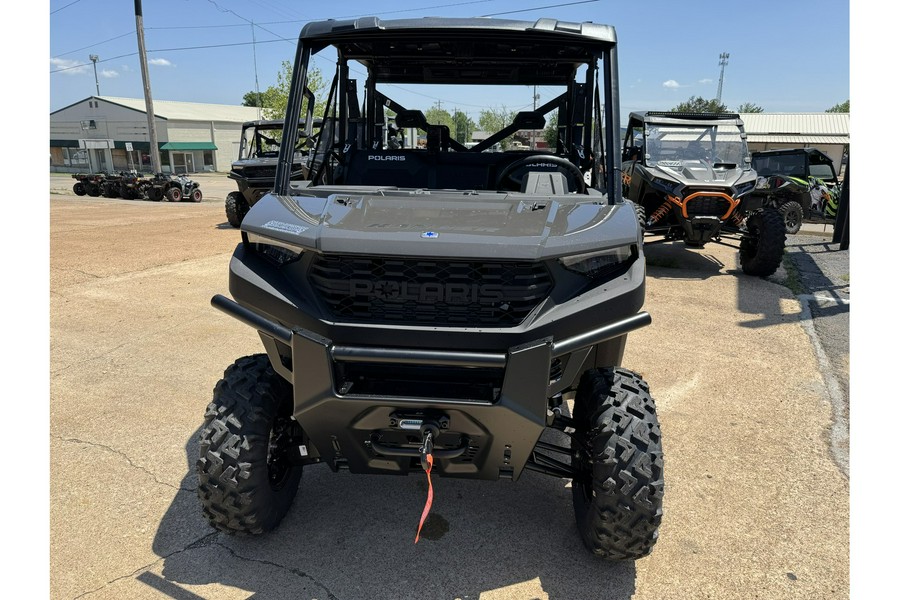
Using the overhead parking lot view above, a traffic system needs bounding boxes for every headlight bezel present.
[558,244,638,280]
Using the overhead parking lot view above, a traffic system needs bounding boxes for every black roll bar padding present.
[603,44,622,203]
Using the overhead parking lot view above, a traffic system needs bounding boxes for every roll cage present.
[274,17,622,199]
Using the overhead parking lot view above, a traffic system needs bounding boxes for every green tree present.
[670,96,729,113]
[243,61,325,121]
[451,110,476,143]
[478,107,514,148]
[826,99,849,113]
[543,110,559,150]
[425,104,453,129]
[736,102,764,113]
[242,91,264,107]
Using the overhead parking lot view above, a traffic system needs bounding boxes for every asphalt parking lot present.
[49,173,848,600]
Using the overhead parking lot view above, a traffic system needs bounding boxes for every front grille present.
[243,166,277,179]
[685,194,731,218]
[309,255,553,326]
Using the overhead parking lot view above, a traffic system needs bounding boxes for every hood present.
[241,189,639,261]
[652,160,749,188]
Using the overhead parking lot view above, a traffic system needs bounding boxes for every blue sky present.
[49,0,850,121]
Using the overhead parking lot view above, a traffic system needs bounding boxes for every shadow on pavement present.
[150,426,637,600]
[644,239,729,280]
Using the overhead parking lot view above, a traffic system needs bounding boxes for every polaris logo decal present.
[337,280,504,304]
[368,155,406,161]
[421,231,439,239]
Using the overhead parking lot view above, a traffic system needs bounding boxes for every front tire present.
[196,354,302,535]
[73,182,86,196]
[190,188,203,203]
[571,367,664,560]
[225,191,249,228]
[778,200,803,235]
[166,187,182,202]
[739,206,786,277]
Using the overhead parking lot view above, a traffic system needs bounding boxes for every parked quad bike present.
[72,172,107,197]
[144,173,203,202]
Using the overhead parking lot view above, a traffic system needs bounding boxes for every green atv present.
[750,148,841,234]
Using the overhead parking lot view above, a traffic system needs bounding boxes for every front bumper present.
[212,294,650,480]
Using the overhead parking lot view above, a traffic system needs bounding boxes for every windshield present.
[240,125,283,160]
[644,123,749,168]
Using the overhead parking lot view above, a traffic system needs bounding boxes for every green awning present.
[50,139,81,148]
[160,142,217,151]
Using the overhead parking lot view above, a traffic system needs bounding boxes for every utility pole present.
[716,52,729,104]
[89,54,100,96]
[135,0,161,174]
[251,21,262,120]
[532,86,540,149]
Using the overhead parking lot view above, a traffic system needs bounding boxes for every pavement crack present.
[71,533,218,600]
[215,542,341,600]
[53,435,197,492]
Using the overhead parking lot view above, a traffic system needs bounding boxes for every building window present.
[63,148,89,167]
[203,150,214,170]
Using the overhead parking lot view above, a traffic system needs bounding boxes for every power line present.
[479,0,599,17]
[52,31,135,59]
[51,0,84,15]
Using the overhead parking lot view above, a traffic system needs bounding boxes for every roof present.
[97,96,261,123]
[298,17,617,85]
[630,111,744,126]
[300,16,617,44]
[739,112,849,145]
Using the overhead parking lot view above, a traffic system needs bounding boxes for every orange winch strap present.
[414,453,434,544]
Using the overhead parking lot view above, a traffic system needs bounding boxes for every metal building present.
[50,96,263,174]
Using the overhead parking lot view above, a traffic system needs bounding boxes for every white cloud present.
[148,58,173,67]
[699,78,713,84]
[663,80,682,89]
[50,57,89,75]
[101,69,119,79]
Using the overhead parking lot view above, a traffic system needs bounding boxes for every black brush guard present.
[212,294,651,480]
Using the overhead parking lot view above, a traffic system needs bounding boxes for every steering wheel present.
[496,155,586,193]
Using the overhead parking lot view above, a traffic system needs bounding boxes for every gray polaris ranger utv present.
[198,16,663,560]
[226,119,321,228]
[622,111,786,277]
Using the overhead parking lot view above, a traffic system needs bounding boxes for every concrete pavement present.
[49,181,848,599]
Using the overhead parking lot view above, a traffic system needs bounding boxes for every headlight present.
[559,245,636,279]
[651,176,679,194]
[245,232,305,266]
[231,165,244,171]
[733,180,756,197]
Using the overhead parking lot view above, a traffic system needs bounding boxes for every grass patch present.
[646,255,681,269]
[840,273,850,283]
[781,256,805,295]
